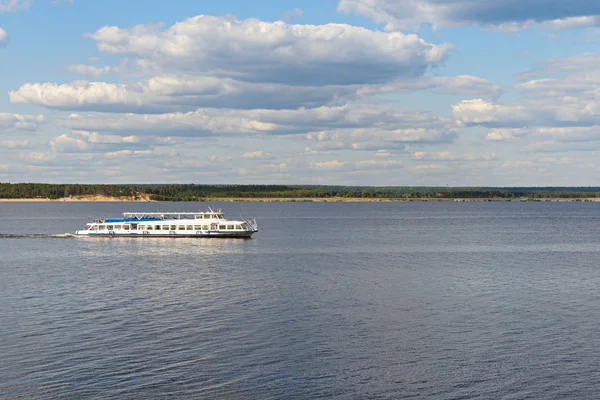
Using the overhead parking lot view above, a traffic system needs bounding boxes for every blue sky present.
[2,0,600,185]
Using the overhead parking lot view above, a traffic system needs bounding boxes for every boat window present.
[186,225,193,230]
[147,225,153,230]
[92,225,98,231]
[227,225,233,230]
[107,225,114,230]
[156,225,162,230]
[178,225,185,230]
[138,225,145,230]
[162,225,170,230]
[99,225,105,230]
[241,223,247,229]
[235,225,242,230]
[219,225,226,230]
[170,225,176,230]
[202,225,209,230]
[194,225,202,230]
[123,225,130,230]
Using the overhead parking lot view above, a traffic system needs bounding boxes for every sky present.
[2,0,600,185]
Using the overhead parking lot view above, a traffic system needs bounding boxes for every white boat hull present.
[75,230,256,238]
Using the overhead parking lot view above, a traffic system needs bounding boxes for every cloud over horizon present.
[338,0,600,31]
[2,4,600,185]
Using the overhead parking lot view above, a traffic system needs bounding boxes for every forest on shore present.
[2,183,600,201]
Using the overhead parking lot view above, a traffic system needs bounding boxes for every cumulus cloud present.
[0,139,30,148]
[358,75,502,99]
[535,126,600,142]
[454,52,600,133]
[104,148,176,159]
[0,113,44,132]
[337,0,600,31]
[242,150,274,160]
[10,77,366,112]
[10,73,502,113]
[313,159,402,171]
[411,151,496,161]
[0,0,30,13]
[0,27,8,48]
[452,99,532,127]
[48,130,155,154]
[306,126,454,153]
[84,15,449,86]
[411,164,454,172]
[56,105,454,139]
[67,64,113,79]
[10,15,509,118]
[486,128,529,141]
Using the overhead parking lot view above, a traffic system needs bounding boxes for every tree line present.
[1,183,600,200]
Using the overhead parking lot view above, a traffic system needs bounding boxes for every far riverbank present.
[2,196,600,203]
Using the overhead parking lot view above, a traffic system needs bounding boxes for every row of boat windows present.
[89,223,246,231]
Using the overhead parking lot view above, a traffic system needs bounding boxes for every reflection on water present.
[77,236,259,257]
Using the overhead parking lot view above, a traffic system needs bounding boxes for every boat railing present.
[244,218,258,232]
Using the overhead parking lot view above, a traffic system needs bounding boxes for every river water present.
[1,201,600,399]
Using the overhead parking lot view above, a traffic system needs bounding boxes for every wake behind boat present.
[75,208,258,238]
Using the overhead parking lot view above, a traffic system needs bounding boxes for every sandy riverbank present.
[0,194,154,202]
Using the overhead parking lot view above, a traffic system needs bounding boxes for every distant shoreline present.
[2,196,600,203]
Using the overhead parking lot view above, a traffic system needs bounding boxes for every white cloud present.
[0,0,30,13]
[535,126,600,142]
[411,151,496,161]
[313,159,401,171]
[0,139,30,148]
[486,128,529,141]
[454,53,600,136]
[0,27,8,48]
[337,0,600,31]
[359,75,502,100]
[452,99,532,127]
[49,134,88,152]
[411,164,454,172]
[8,15,464,114]
[104,148,176,158]
[67,64,112,79]
[48,131,150,154]
[0,113,44,132]
[242,150,274,160]
[501,160,537,169]
[374,149,393,157]
[84,15,448,86]
[11,73,502,113]
[10,77,365,112]
[56,105,454,141]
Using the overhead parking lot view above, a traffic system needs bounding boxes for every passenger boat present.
[75,208,258,238]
